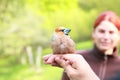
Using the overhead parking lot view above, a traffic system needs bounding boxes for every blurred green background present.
[0,0,120,80]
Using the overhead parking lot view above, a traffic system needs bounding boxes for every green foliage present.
[0,0,25,22]
[1,0,120,51]
[78,0,120,13]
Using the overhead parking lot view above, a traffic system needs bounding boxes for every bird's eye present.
[60,29,65,32]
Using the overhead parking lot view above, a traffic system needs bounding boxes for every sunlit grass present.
[0,65,59,80]
[0,58,63,80]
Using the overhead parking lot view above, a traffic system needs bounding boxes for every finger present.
[62,54,84,63]
[55,56,73,69]
[55,56,66,68]
[51,62,61,68]
[64,64,76,75]
[63,54,82,59]
[55,57,76,75]
[45,55,57,64]
[43,54,52,61]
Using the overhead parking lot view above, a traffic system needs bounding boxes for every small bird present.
[51,27,75,54]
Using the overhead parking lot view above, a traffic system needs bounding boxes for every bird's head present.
[55,27,71,35]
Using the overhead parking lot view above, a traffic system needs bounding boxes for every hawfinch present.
[51,27,75,54]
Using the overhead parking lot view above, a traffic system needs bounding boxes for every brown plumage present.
[51,27,75,54]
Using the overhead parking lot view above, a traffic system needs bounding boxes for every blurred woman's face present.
[92,20,120,53]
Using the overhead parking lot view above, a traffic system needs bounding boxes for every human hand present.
[43,54,99,80]
[55,54,100,80]
[43,54,62,67]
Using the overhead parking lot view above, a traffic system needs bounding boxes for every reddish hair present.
[94,11,120,30]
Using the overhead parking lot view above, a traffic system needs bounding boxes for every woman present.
[43,11,120,80]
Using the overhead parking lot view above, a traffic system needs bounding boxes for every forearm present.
[80,71,100,80]
[68,62,100,80]
[70,69,100,80]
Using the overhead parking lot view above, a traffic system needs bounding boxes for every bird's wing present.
[51,33,75,54]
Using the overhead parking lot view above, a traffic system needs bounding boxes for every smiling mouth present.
[101,43,111,46]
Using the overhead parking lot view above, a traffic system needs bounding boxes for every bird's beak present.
[64,28,71,35]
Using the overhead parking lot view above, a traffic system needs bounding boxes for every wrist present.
[81,70,100,80]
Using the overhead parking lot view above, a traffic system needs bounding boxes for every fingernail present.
[66,60,71,65]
